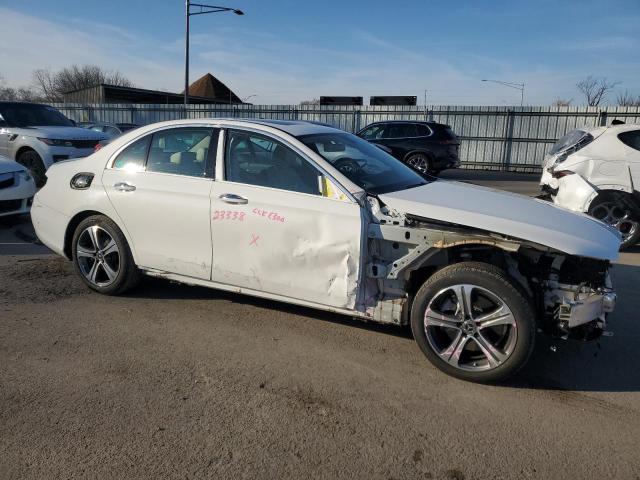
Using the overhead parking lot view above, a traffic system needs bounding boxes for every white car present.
[540,123,640,249]
[31,119,620,383]
[0,102,107,187]
[0,154,36,217]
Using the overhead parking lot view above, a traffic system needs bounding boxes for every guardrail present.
[50,103,640,172]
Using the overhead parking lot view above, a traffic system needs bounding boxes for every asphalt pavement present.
[1,170,639,480]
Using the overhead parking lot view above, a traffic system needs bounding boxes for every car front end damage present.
[360,196,617,342]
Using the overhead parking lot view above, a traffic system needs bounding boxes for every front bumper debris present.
[545,281,616,340]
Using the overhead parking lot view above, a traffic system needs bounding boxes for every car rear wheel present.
[72,215,140,295]
[405,153,432,175]
[410,262,535,383]
[17,150,46,188]
[588,197,640,250]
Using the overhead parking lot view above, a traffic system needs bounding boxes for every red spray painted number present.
[212,210,245,221]
[252,208,285,223]
[249,234,260,246]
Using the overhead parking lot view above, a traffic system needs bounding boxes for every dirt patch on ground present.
[0,256,87,305]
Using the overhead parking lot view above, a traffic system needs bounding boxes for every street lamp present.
[185,1,244,107]
[481,79,525,106]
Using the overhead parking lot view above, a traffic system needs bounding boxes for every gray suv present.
[0,102,106,186]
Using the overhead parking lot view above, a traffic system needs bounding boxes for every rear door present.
[209,128,363,309]
[102,126,218,279]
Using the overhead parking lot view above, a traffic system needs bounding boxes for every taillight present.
[439,139,458,145]
[552,170,575,179]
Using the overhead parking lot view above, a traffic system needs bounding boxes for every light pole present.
[481,79,525,106]
[185,1,244,107]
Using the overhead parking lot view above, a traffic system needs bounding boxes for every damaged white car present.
[32,119,620,383]
[540,123,640,249]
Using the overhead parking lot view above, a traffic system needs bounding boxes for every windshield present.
[0,103,74,127]
[297,132,428,194]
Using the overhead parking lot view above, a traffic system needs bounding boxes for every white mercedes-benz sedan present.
[32,119,620,383]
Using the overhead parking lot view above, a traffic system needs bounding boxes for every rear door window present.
[386,123,417,138]
[112,136,150,172]
[147,128,215,177]
[359,124,386,140]
[415,124,432,137]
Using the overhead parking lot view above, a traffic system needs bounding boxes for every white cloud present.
[0,6,637,106]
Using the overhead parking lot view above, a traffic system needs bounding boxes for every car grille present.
[0,172,16,190]
[0,199,21,213]
[70,139,100,149]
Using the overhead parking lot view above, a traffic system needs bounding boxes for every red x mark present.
[249,234,260,246]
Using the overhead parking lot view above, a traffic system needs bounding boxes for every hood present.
[12,126,106,140]
[0,154,26,175]
[379,180,620,261]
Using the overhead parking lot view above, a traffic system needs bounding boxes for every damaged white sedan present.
[32,119,620,383]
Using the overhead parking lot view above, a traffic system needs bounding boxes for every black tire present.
[588,195,640,251]
[410,261,536,383]
[17,150,47,188]
[405,152,433,175]
[71,215,141,295]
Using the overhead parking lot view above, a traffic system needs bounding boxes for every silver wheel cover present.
[76,225,121,287]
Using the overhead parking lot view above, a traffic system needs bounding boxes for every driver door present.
[209,128,363,309]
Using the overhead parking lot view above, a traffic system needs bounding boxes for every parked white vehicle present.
[32,119,620,383]
[540,123,640,249]
[0,154,36,217]
[0,102,106,187]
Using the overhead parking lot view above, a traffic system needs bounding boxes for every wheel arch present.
[63,210,137,263]
[15,145,39,162]
[403,149,434,162]
[402,243,533,325]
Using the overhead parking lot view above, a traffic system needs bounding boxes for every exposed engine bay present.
[361,196,616,341]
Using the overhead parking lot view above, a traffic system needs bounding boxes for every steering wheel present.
[333,158,361,175]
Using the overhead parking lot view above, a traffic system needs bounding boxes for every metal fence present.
[51,103,640,172]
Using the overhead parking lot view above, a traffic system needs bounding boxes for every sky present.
[0,0,638,106]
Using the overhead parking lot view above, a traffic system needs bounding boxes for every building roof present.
[63,83,226,104]
[183,73,242,104]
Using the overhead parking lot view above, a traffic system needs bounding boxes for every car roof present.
[229,118,342,136]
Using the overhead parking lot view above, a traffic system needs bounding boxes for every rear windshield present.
[443,126,458,140]
[0,104,74,128]
[550,129,588,154]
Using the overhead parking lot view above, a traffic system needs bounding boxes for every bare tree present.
[617,90,640,107]
[33,64,134,102]
[299,98,320,106]
[551,98,573,107]
[0,74,43,101]
[576,75,620,106]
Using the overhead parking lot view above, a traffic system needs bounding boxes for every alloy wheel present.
[424,284,518,372]
[590,201,639,243]
[406,154,430,174]
[76,225,120,287]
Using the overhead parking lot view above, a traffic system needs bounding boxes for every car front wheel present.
[410,262,535,383]
[18,150,47,188]
[71,215,141,295]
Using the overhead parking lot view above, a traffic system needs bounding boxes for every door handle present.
[114,182,136,192]
[219,193,248,205]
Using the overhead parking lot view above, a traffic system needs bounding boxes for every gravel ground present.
[1,172,639,480]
